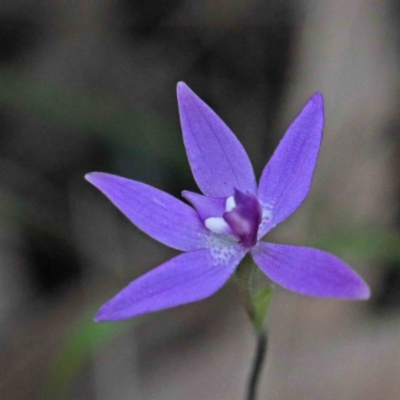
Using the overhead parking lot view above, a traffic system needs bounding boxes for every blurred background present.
[0,0,399,399]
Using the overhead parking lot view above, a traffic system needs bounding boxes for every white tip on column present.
[225,196,236,212]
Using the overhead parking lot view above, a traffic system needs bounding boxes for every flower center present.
[205,189,262,248]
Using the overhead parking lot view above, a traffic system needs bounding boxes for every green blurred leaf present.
[0,68,184,166]
[251,285,273,333]
[309,227,400,264]
[43,307,133,400]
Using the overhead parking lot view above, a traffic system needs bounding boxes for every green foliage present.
[309,227,400,265]
[42,307,133,400]
[0,68,184,166]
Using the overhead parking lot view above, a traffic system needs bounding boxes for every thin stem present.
[247,332,268,400]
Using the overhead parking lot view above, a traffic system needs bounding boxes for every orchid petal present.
[182,190,226,222]
[177,82,256,197]
[95,246,247,321]
[86,172,211,251]
[258,93,324,238]
[251,243,370,299]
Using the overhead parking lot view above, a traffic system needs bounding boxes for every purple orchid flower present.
[86,83,370,322]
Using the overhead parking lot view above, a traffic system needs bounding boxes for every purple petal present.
[182,190,226,222]
[251,243,370,299]
[177,82,256,197]
[86,172,211,251]
[223,189,262,248]
[95,246,247,321]
[257,93,324,238]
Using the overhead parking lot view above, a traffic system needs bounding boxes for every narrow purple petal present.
[257,93,324,238]
[223,190,262,248]
[95,246,247,321]
[177,82,256,197]
[251,243,370,299]
[86,172,211,251]
[182,190,226,222]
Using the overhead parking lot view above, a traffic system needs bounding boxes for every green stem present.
[234,254,257,322]
[234,255,273,400]
[247,332,268,400]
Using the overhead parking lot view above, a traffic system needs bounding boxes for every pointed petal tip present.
[93,313,105,322]
[322,272,370,301]
[177,81,190,95]
[94,301,125,322]
[181,189,198,206]
[310,92,324,108]
[355,281,371,300]
[84,172,95,183]
[94,313,117,323]
[313,91,324,100]
[340,272,370,301]
[181,189,190,198]
[181,189,196,205]
[84,171,104,185]
[94,307,108,322]
[181,190,194,207]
